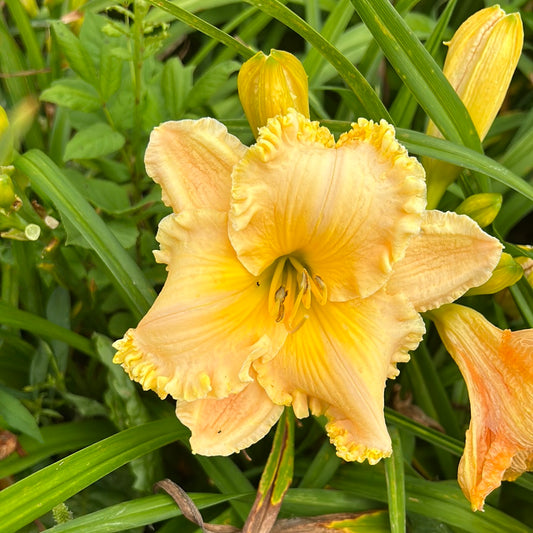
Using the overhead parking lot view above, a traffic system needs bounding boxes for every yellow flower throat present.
[267,256,327,332]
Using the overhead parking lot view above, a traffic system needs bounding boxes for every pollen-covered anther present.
[268,255,327,332]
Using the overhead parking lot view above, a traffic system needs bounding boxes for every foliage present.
[0,0,531,531]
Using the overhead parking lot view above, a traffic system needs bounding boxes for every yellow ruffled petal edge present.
[113,209,287,402]
[145,118,246,213]
[176,380,283,456]
[113,328,170,399]
[254,290,425,464]
[386,210,502,312]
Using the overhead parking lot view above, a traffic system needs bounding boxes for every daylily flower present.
[428,304,533,511]
[113,109,501,464]
[425,5,523,208]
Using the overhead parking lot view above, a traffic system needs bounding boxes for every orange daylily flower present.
[429,303,533,511]
[113,110,501,464]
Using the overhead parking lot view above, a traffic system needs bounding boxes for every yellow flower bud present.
[425,6,523,209]
[0,174,16,209]
[428,6,523,141]
[455,193,502,227]
[238,50,309,137]
[466,252,523,296]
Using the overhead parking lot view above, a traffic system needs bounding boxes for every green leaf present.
[0,300,94,357]
[44,493,245,533]
[244,410,294,532]
[0,387,42,442]
[14,150,156,320]
[350,0,480,150]
[67,171,131,214]
[64,123,126,161]
[99,47,124,101]
[51,21,98,85]
[0,419,115,479]
[384,427,406,533]
[40,79,102,113]
[0,418,188,532]
[145,0,256,59]
[188,60,240,109]
[333,465,531,532]
[162,57,193,118]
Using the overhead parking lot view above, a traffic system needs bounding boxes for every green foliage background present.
[0,0,532,531]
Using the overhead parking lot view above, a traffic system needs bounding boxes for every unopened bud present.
[0,174,16,209]
[455,193,502,227]
[238,49,309,137]
[466,252,523,296]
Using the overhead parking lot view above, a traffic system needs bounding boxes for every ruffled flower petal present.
[176,381,284,456]
[254,290,425,464]
[229,110,426,301]
[113,209,286,402]
[430,304,533,511]
[386,210,502,312]
[145,118,247,212]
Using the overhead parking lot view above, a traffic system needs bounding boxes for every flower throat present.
[267,256,327,332]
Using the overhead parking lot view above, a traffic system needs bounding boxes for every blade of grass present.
[14,149,156,320]
[5,0,48,89]
[146,0,256,59]
[245,0,391,122]
[0,418,187,532]
[384,426,406,533]
[0,300,94,357]
[44,493,246,533]
[390,0,457,128]
[0,419,115,478]
[333,465,532,532]
[350,0,480,150]
[302,0,354,82]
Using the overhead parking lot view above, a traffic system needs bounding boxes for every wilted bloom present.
[429,304,533,511]
[425,5,523,208]
[465,252,522,296]
[455,193,502,228]
[238,50,309,136]
[113,109,501,464]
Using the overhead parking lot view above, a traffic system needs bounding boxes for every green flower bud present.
[455,193,502,227]
[0,174,16,209]
[466,252,523,296]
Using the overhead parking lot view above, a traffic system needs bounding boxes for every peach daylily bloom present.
[429,303,533,511]
[113,110,501,463]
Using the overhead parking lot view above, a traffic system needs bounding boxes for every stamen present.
[268,257,287,316]
[312,275,328,305]
[274,286,287,322]
[268,256,328,331]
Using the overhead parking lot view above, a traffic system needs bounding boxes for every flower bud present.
[455,193,502,228]
[466,252,523,296]
[0,174,16,209]
[238,50,309,137]
[428,6,523,141]
[425,6,523,208]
